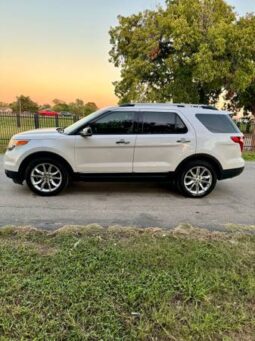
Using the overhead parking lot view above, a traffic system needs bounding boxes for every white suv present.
[4,104,245,198]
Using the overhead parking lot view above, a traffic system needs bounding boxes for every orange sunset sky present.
[0,0,253,108]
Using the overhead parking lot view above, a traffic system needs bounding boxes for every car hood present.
[13,128,60,139]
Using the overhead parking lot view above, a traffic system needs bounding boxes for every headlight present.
[7,139,30,151]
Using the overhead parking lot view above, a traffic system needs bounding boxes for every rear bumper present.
[219,167,244,180]
[5,170,24,185]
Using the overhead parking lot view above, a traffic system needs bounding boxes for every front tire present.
[177,160,217,198]
[25,157,69,196]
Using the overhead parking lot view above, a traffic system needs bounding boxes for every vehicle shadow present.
[65,181,180,196]
[62,180,236,201]
[7,178,234,201]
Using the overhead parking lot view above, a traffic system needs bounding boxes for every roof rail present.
[119,103,218,110]
[200,105,218,110]
[119,103,135,107]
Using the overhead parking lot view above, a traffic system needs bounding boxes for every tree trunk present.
[198,86,207,104]
[251,107,255,151]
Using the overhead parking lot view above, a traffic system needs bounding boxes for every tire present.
[177,160,217,198]
[25,157,69,196]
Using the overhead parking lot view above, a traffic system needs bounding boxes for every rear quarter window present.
[196,114,240,133]
[141,112,188,134]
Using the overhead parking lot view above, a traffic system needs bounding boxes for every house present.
[0,107,13,114]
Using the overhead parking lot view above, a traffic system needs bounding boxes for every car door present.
[133,110,196,173]
[75,110,137,173]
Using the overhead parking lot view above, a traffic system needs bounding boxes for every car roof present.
[109,103,230,115]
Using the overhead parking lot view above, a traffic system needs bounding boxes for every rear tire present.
[177,160,217,198]
[25,157,69,196]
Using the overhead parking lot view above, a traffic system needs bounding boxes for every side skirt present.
[73,172,175,182]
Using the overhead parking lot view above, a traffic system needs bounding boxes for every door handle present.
[116,139,130,145]
[177,138,191,143]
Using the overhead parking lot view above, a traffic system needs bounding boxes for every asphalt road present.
[0,155,254,230]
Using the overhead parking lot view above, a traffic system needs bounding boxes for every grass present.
[0,224,254,340]
[0,114,75,153]
[0,115,75,140]
[243,151,255,161]
[0,144,6,154]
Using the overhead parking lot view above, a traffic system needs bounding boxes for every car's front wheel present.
[25,157,69,196]
[177,160,217,198]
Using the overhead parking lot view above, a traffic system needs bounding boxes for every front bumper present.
[220,167,245,180]
[5,170,24,185]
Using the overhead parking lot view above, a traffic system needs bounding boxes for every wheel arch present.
[19,151,74,179]
[175,154,223,179]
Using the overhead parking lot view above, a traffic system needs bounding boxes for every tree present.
[69,99,85,116]
[10,95,39,113]
[84,102,98,116]
[69,99,98,116]
[49,99,97,116]
[0,101,9,108]
[39,104,51,110]
[109,0,255,110]
[52,99,70,112]
[224,15,255,120]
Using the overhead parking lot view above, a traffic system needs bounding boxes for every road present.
[0,155,254,230]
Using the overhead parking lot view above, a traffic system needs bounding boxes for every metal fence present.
[0,112,254,150]
[244,134,255,151]
[0,112,79,145]
[234,122,255,150]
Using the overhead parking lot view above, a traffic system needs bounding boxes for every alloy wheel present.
[184,166,213,196]
[30,163,63,193]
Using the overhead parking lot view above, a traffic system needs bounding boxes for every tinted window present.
[141,112,187,134]
[90,111,134,134]
[196,114,239,133]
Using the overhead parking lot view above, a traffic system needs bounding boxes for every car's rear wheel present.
[25,157,69,196]
[177,160,217,198]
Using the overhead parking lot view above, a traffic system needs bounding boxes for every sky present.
[0,0,254,108]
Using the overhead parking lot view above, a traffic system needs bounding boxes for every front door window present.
[90,111,135,135]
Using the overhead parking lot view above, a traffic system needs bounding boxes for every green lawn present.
[0,144,5,154]
[0,225,254,340]
[243,151,255,161]
[0,115,75,140]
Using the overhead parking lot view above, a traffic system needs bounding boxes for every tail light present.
[231,136,244,152]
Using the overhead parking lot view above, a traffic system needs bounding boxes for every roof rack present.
[119,104,135,107]
[119,103,218,110]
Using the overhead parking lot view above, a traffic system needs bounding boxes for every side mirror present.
[80,126,93,137]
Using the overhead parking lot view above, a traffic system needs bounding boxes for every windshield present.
[64,108,108,134]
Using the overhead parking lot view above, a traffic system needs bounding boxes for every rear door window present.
[196,114,239,133]
[141,112,188,134]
